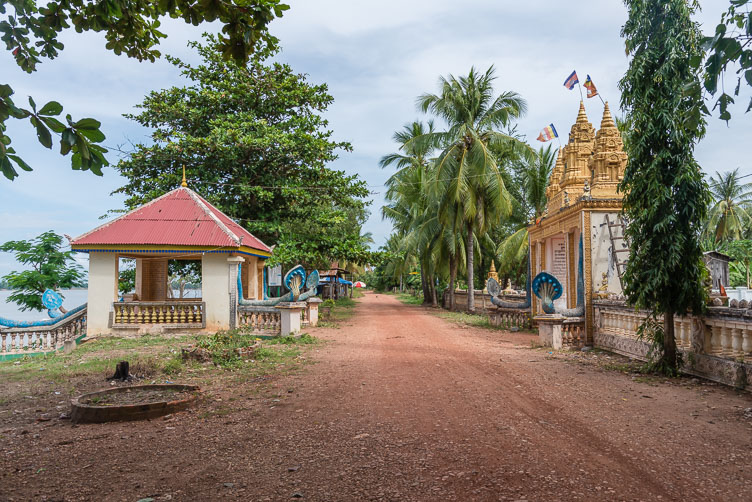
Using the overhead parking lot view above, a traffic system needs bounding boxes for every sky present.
[1,0,750,278]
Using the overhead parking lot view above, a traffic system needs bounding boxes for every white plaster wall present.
[589,212,624,296]
[202,254,231,331]
[87,253,118,336]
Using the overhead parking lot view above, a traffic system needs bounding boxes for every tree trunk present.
[449,256,457,311]
[466,224,475,312]
[400,273,403,293]
[663,310,677,372]
[430,276,438,307]
[420,264,431,305]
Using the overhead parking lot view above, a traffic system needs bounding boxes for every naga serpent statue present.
[0,289,87,328]
[532,235,584,317]
[486,235,584,318]
[237,264,319,306]
[487,259,531,309]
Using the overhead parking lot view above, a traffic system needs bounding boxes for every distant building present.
[703,251,731,290]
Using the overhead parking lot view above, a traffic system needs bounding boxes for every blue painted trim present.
[73,249,270,259]
[0,333,87,361]
[0,303,87,328]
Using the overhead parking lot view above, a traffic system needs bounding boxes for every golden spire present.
[576,100,588,124]
[181,165,188,188]
[490,261,496,273]
[600,101,615,129]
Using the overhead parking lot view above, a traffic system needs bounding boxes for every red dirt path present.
[3,291,752,501]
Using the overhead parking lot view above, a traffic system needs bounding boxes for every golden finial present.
[181,165,188,188]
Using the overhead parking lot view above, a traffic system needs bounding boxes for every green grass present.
[394,293,424,305]
[319,295,361,326]
[0,331,320,383]
[436,311,505,331]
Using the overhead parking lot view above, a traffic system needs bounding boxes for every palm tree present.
[705,168,752,243]
[497,144,555,278]
[417,66,530,312]
[381,121,440,304]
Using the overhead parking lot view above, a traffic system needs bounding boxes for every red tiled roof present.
[71,187,271,252]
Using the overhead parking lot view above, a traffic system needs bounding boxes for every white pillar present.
[307,297,322,327]
[227,256,244,330]
[275,302,306,336]
[202,254,232,331]
[86,252,118,336]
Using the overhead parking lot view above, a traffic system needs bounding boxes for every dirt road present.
[3,292,752,501]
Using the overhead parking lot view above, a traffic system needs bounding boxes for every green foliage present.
[417,66,530,311]
[690,0,752,122]
[0,0,288,180]
[118,258,136,295]
[619,0,711,371]
[636,315,683,376]
[113,37,371,269]
[0,230,85,311]
[704,168,752,243]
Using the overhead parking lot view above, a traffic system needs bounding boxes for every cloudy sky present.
[1,0,750,278]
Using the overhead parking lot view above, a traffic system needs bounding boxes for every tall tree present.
[0,231,85,311]
[619,0,711,373]
[692,0,752,122]
[114,37,371,270]
[705,168,752,243]
[497,144,554,282]
[417,66,528,312]
[381,121,439,304]
[1,0,289,180]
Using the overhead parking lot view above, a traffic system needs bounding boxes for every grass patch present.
[436,311,504,330]
[319,296,360,326]
[394,293,424,305]
[0,335,190,383]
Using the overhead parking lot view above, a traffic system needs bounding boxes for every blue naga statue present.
[0,289,87,328]
[237,264,319,306]
[486,235,584,318]
[532,235,584,317]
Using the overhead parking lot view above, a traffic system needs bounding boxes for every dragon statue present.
[237,264,319,306]
[0,289,87,328]
[531,235,584,317]
[487,259,531,310]
[486,235,584,318]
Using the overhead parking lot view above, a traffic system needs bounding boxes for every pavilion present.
[71,185,271,336]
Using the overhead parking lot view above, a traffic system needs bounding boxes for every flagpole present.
[577,81,584,102]
[597,94,605,105]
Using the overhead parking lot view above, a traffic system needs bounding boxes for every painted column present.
[86,252,118,336]
[202,254,232,331]
[227,256,244,330]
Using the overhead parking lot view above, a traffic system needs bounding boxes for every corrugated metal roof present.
[71,188,271,252]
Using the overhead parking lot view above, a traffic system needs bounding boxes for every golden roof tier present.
[544,102,626,214]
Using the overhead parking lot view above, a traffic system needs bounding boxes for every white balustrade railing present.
[238,307,281,334]
[111,301,205,326]
[595,301,752,360]
[1,308,87,355]
[489,308,531,330]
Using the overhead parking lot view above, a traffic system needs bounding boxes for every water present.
[0,289,200,322]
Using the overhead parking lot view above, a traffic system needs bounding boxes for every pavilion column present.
[202,254,233,331]
[227,256,244,330]
[257,261,264,300]
[86,252,118,336]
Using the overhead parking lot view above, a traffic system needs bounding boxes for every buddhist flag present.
[537,124,558,142]
[584,75,598,98]
[563,70,579,90]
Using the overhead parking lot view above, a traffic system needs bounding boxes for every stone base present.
[535,314,565,349]
[276,302,306,336]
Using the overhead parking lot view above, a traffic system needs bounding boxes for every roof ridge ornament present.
[181,165,188,188]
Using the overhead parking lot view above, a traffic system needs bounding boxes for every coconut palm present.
[497,144,555,278]
[705,168,752,243]
[381,121,441,304]
[417,66,530,311]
